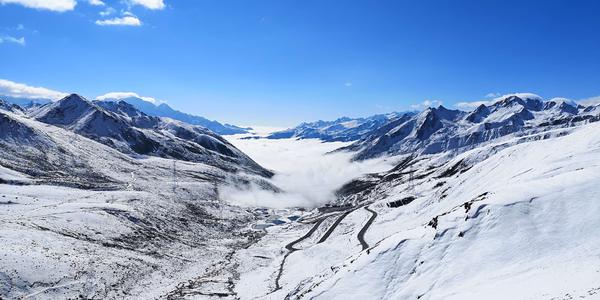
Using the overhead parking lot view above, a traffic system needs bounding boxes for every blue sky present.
[1,0,599,126]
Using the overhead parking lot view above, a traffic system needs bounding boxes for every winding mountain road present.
[274,216,329,291]
[357,206,377,251]
[317,210,353,244]
[272,204,378,293]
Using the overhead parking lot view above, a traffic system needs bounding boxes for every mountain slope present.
[0,98,23,114]
[0,105,278,298]
[101,96,249,135]
[343,94,600,160]
[234,121,600,299]
[266,112,414,142]
[30,94,271,177]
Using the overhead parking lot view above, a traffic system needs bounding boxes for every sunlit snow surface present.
[0,109,270,299]
[3,119,600,299]
[232,122,600,300]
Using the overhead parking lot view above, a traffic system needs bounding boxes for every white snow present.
[234,121,600,299]
[492,92,543,103]
[3,96,600,299]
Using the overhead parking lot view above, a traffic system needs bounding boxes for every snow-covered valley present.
[1,94,600,299]
[231,123,600,299]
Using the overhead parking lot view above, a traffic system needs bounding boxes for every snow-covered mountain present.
[237,119,600,300]
[28,94,270,177]
[0,98,23,114]
[1,95,52,108]
[0,95,281,298]
[343,94,600,160]
[100,96,250,135]
[2,92,600,299]
[266,112,414,142]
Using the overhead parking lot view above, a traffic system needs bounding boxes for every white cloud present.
[96,92,161,104]
[577,96,600,106]
[410,99,443,110]
[219,137,396,208]
[95,16,141,26]
[0,0,76,12]
[128,0,164,10]
[88,0,104,5]
[0,35,25,46]
[99,6,114,16]
[455,100,494,110]
[485,92,501,98]
[0,79,68,100]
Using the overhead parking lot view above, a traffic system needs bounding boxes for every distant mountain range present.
[1,96,52,108]
[1,95,250,136]
[266,112,416,142]
[98,96,250,135]
[342,94,600,160]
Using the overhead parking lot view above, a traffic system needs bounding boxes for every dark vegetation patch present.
[335,175,382,199]
[387,196,416,208]
[436,159,471,178]
[428,216,438,229]
[318,204,354,214]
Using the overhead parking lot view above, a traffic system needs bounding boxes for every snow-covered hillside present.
[2,93,599,299]
[232,121,600,299]
[28,94,270,177]
[0,98,276,298]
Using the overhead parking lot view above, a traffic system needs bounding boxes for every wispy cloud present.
[128,0,164,10]
[410,99,443,110]
[455,100,494,110]
[0,35,25,46]
[96,92,162,104]
[95,15,141,26]
[88,0,104,6]
[0,0,76,12]
[485,92,501,98]
[577,96,600,106]
[99,6,115,16]
[0,79,68,100]
[344,82,352,87]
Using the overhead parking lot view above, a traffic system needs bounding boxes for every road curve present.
[357,206,377,251]
[317,210,352,244]
[286,217,328,251]
[274,216,329,291]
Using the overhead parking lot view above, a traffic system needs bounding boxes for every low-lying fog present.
[221,127,396,208]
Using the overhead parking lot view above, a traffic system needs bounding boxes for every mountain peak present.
[61,93,88,103]
[543,98,579,114]
[491,94,543,111]
[31,93,99,127]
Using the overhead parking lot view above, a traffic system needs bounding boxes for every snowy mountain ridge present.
[234,120,600,300]
[2,92,600,299]
[98,96,250,135]
[343,93,600,160]
[266,112,415,142]
[27,94,270,177]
